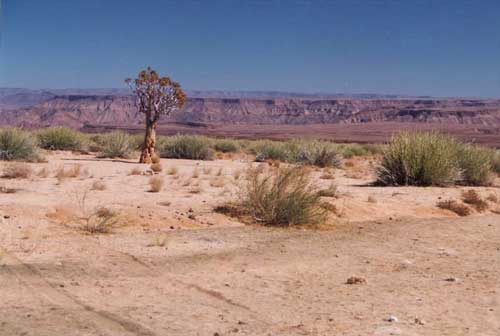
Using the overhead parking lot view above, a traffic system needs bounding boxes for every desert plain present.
[0,150,499,336]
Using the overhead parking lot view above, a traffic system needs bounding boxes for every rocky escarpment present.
[1,94,500,128]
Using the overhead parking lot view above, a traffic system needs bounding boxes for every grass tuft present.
[0,128,40,161]
[37,127,84,151]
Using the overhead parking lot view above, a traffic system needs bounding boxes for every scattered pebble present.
[385,315,399,323]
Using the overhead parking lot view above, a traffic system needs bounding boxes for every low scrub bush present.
[237,166,327,226]
[289,140,341,168]
[437,199,471,216]
[456,145,494,186]
[97,131,133,159]
[376,132,460,186]
[214,139,240,153]
[0,128,40,161]
[493,151,500,175]
[158,135,214,160]
[340,143,383,158]
[37,127,84,151]
[248,140,288,162]
[461,190,488,212]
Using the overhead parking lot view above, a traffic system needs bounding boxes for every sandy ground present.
[0,152,499,335]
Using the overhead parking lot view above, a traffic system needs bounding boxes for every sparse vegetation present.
[235,166,327,226]
[97,131,133,159]
[82,207,118,234]
[158,135,214,160]
[437,199,471,216]
[149,176,164,192]
[0,128,40,162]
[1,162,33,179]
[37,127,84,151]
[55,164,84,180]
[461,190,488,212]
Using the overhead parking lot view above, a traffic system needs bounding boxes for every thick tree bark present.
[140,118,157,163]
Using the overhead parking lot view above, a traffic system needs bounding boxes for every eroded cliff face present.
[2,95,500,128]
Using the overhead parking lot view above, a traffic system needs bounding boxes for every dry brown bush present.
[317,183,337,198]
[437,199,472,216]
[149,176,164,192]
[151,153,161,164]
[129,167,143,175]
[486,193,499,203]
[55,164,84,180]
[461,190,488,212]
[0,185,17,193]
[91,180,107,191]
[166,166,178,175]
[150,162,163,173]
[2,162,33,179]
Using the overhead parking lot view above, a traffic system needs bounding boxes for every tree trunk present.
[140,119,156,163]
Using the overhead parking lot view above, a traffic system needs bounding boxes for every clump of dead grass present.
[224,166,328,226]
[461,190,488,212]
[437,199,472,216]
[129,167,143,175]
[1,162,33,179]
[317,183,338,198]
[149,176,164,192]
[150,162,163,173]
[166,166,178,175]
[91,180,107,191]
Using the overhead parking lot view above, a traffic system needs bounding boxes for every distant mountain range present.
[1,88,499,141]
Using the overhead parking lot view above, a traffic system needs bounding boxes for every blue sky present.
[0,0,499,97]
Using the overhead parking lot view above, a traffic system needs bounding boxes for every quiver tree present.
[126,67,186,163]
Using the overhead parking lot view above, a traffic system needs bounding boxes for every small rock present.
[346,276,367,285]
[385,315,399,323]
[444,277,458,282]
[3,215,10,219]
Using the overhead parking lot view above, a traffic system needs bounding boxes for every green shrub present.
[0,128,40,161]
[238,166,327,226]
[97,131,133,158]
[376,132,460,186]
[214,139,240,153]
[456,145,494,186]
[248,140,288,162]
[290,140,341,168]
[491,151,500,175]
[158,135,214,160]
[37,127,84,151]
[129,133,145,151]
[341,143,384,158]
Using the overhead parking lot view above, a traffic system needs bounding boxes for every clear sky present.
[0,0,499,97]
